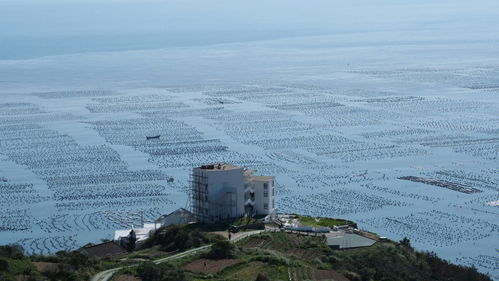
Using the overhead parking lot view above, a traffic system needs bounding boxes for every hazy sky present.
[1,0,498,59]
[0,0,423,36]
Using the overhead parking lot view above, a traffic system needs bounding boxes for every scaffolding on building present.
[190,168,238,224]
[190,169,209,223]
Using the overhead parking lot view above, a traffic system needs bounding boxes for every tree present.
[206,240,235,259]
[399,237,412,249]
[207,240,235,259]
[137,262,186,281]
[160,263,186,281]
[0,244,24,259]
[138,262,162,281]
[0,258,8,272]
[67,251,90,270]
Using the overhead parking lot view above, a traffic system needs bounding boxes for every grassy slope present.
[174,231,491,281]
[298,215,356,228]
[0,257,37,280]
[0,219,492,281]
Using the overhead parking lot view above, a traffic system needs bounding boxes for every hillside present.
[114,229,491,281]
[0,217,492,281]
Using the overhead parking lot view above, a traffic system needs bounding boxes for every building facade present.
[191,163,276,224]
[244,170,276,218]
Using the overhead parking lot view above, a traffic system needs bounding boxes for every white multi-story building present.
[191,163,245,224]
[191,163,276,224]
[244,170,276,218]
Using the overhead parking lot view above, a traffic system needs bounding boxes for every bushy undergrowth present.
[204,240,236,260]
[325,242,490,281]
[250,254,288,266]
[0,245,104,281]
[137,261,186,281]
[141,224,223,252]
[0,222,492,281]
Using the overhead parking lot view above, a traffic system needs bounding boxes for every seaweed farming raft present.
[398,176,481,194]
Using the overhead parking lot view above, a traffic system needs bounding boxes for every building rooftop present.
[78,241,127,258]
[155,208,195,225]
[244,169,257,176]
[244,169,275,182]
[250,176,275,182]
[115,223,159,242]
[198,163,241,171]
[326,233,376,249]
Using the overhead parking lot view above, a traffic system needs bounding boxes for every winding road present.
[90,230,263,281]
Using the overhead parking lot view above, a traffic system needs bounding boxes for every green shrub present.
[137,261,186,281]
[0,245,24,259]
[0,258,8,272]
[205,241,235,260]
[329,244,492,281]
[66,251,92,270]
[249,252,287,266]
[142,224,221,252]
[399,237,412,249]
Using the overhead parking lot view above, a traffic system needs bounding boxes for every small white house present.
[114,223,158,250]
[114,208,195,248]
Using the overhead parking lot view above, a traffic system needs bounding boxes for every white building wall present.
[205,167,245,220]
[192,165,245,223]
[250,178,275,216]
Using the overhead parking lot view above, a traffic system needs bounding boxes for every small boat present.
[146,135,160,140]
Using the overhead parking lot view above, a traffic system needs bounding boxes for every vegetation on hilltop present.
[0,219,492,281]
[324,240,487,281]
[0,244,110,281]
[141,224,224,252]
[114,228,491,281]
[298,215,357,228]
[204,240,236,260]
[136,261,187,281]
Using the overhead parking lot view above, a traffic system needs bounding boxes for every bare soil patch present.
[15,275,30,281]
[114,274,142,281]
[183,258,241,274]
[313,269,350,281]
[33,262,59,273]
[241,238,266,249]
[286,248,321,260]
[226,261,265,280]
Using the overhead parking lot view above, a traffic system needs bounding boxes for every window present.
[264,203,268,210]
[264,191,268,198]
[272,188,274,196]
[263,183,268,190]
[271,180,274,187]
[272,199,274,209]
